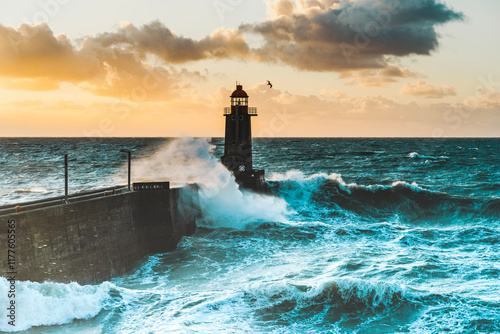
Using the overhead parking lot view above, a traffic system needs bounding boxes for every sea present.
[0,137,499,334]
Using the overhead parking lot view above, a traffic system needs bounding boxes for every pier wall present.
[0,184,199,285]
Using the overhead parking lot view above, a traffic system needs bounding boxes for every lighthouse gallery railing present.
[223,107,257,115]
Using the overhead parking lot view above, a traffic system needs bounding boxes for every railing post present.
[127,151,131,191]
[120,149,132,191]
[64,154,68,203]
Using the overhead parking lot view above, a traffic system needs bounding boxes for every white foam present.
[10,187,48,194]
[0,278,113,332]
[350,180,426,193]
[269,170,426,195]
[408,152,449,160]
[269,170,351,195]
[408,152,419,158]
[407,302,480,334]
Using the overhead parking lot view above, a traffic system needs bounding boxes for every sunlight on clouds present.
[1,79,60,91]
[342,65,420,87]
[0,0,497,137]
[400,80,457,98]
[0,0,464,98]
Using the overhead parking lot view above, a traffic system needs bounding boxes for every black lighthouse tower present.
[221,83,266,192]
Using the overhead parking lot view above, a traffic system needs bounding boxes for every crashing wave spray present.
[130,137,289,228]
[0,278,113,332]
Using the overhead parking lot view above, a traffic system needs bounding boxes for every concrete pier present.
[0,182,199,285]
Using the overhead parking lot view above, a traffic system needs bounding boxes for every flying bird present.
[266,80,272,89]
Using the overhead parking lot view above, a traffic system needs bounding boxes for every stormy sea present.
[0,137,499,334]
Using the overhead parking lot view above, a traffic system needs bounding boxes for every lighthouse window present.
[231,97,248,106]
[231,115,236,121]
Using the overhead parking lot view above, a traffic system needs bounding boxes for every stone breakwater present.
[0,182,199,285]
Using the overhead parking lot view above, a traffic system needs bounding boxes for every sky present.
[0,0,499,137]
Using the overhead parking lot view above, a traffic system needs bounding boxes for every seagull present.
[266,80,272,89]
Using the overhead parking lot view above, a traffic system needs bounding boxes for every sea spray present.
[129,137,290,228]
[0,278,114,332]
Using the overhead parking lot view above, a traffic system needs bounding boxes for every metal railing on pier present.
[0,186,129,216]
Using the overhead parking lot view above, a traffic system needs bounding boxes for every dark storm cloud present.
[242,0,464,71]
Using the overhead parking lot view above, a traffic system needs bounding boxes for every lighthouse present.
[221,83,267,192]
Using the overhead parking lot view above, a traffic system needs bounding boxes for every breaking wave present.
[241,278,421,332]
[268,170,498,222]
[246,278,411,312]
[408,152,449,160]
[129,137,290,229]
[0,278,114,332]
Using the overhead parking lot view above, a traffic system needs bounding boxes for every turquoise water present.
[0,137,499,333]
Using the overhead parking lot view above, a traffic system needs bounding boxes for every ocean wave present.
[9,187,48,194]
[408,152,449,160]
[243,278,420,331]
[269,170,426,195]
[0,278,114,332]
[269,170,498,222]
[245,278,410,310]
[269,170,429,205]
[243,278,500,332]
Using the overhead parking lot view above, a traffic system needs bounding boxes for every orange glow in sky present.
[0,0,499,137]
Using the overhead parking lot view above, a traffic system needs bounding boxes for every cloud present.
[399,80,457,98]
[0,0,463,97]
[341,65,419,87]
[244,0,463,71]
[0,23,99,85]
[0,22,206,100]
[320,87,347,98]
[0,79,61,91]
[463,91,500,110]
[84,21,250,63]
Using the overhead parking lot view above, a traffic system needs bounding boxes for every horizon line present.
[0,136,499,139]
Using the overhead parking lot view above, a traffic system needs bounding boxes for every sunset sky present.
[1,0,499,137]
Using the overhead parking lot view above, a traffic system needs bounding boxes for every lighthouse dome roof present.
[231,85,248,98]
